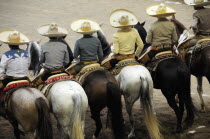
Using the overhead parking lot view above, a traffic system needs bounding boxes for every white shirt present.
[0,49,30,78]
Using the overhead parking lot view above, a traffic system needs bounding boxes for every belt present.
[197,32,210,36]
[80,60,97,64]
[114,54,135,60]
[156,44,172,49]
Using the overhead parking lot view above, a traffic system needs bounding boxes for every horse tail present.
[177,64,197,129]
[139,77,162,139]
[35,97,53,139]
[107,82,124,139]
[69,93,84,139]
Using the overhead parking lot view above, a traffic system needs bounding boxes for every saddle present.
[109,58,139,75]
[38,73,73,96]
[146,50,177,72]
[188,38,210,66]
[74,63,104,84]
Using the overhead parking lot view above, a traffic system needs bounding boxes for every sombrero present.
[71,18,100,34]
[146,3,176,18]
[109,9,138,28]
[37,23,68,37]
[184,0,210,6]
[0,29,30,45]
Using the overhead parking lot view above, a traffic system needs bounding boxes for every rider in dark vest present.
[32,23,70,86]
[0,30,30,90]
[180,0,210,50]
[66,18,103,75]
[102,9,143,70]
[140,3,178,64]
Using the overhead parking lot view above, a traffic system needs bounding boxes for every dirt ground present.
[0,0,210,138]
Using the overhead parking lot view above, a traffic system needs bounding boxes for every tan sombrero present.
[71,18,100,34]
[146,3,176,18]
[0,29,30,45]
[37,23,68,37]
[109,9,138,28]
[184,0,210,6]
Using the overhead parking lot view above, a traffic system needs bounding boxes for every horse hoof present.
[176,128,183,133]
[92,135,97,139]
[200,108,206,113]
[128,133,135,138]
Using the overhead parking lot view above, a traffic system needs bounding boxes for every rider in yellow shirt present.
[102,9,144,70]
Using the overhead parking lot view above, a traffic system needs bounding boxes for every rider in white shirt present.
[0,30,30,90]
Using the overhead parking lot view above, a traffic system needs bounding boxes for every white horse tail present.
[35,97,53,139]
[139,77,162,139]
[69,93,84,139]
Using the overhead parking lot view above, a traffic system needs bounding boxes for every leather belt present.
[81,60,97,64]
[197,32,210,36]
[114,54,135,60]
[156,44,171,49]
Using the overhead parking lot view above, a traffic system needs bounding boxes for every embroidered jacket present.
[0,49,30,77]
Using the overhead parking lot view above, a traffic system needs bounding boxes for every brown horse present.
[172,17,210,112]
[82,70,125,139]
[0,87,52,139]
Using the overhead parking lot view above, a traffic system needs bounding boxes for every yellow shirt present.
[112,28,144,56]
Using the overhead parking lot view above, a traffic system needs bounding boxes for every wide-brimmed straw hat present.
[71,18,100,34]
[184,0,210,7]
[0,29,30,45]
[146,3,176,18]
[37,23,68,37]
[109,9,138,28]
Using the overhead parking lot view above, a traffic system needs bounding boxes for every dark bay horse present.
[134,21,197,133]
[172,18,210,112]
[82,70,124,139]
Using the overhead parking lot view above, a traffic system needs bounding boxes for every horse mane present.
[97,30,111,58]
[170,15,187,38]
[133,22,147,44]
[27,41,41,76]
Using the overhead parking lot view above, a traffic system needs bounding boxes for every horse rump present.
[35,97,52,139]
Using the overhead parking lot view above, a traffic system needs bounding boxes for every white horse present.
[96,28,162,139]
[28,42,88,139]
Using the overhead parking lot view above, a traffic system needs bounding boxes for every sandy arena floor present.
[0,0,210,138]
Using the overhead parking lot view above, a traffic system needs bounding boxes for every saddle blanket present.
[110,58,139,75]
[75,63,104,83]
[146,51,177,72]
[44,73,73,84]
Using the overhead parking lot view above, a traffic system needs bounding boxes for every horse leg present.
[162,91,182,133]
[10,120,25,139]
[25,131,35,139]
[124,97,136,138]
[196,76,206,112]
[178,93,184,128]
[90,108,102,139]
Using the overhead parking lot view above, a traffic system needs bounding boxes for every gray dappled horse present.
[97,26,162,139]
